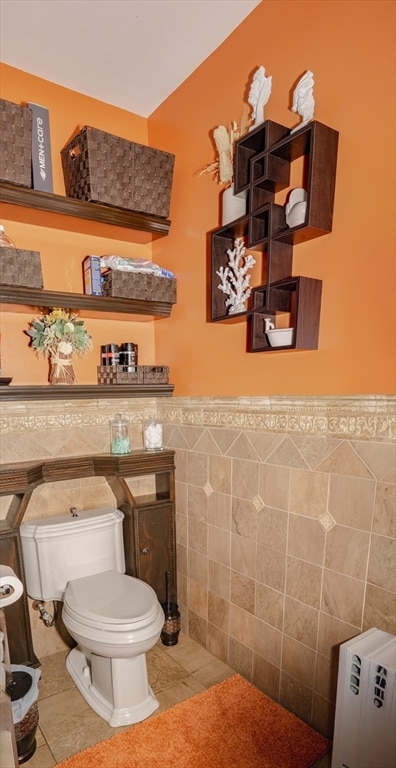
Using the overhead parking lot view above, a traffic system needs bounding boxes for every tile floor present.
[24,633,331,767]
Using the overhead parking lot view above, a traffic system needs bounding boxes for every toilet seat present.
[63,570,160,632]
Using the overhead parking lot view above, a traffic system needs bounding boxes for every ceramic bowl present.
[266,327,294,347]
[285,201,307,228]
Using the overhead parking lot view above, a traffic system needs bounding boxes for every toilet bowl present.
[63,571,164,726]
[20,507,165,727]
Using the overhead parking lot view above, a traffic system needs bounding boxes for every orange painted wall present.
[150,0,395,395]
[1,0,395,394]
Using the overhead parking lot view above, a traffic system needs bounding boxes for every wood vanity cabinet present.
[211,119,339,351]
[0,450,177,665]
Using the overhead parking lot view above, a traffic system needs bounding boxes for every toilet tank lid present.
[20,507,124,539]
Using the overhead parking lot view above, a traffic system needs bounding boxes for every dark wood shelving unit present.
[0,285,174,318]
[0,181,176,398]
[0,182,171,236]
[211,119,338,351]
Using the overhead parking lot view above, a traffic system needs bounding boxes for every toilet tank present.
[20,507,125,601]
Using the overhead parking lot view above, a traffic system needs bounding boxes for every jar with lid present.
[0,224,16,248]
[143,417,163,451]
[110,413,131,454]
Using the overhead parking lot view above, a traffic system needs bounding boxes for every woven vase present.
[49,350,76,385]
[221,183,247,225]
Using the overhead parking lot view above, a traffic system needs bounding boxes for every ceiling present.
[0,0,261,117]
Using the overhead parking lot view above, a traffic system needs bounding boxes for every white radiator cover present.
[331,627,396,768]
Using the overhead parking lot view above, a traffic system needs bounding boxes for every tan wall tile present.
[231,570,255,614]
[257,506,288,552]
[187,549,208,587]
[368,533,396,592]
[317,441,374,478]
[362,584,396,634]
[188,609,207,646]
[373,482,396,537]
[176,511,187,546]
[231,457,259,500]
[317,612,359,660]
[208,453,232,494]
[253,653,280,701]
[175,479,187,516]
[187,484,208,522]
[254,617,282,665]
[282,635,316,688]
[206,622,228,663]
[208,560,230,600]
[288,514,325,565]
[322,569,364,626]
[229,603,255,648]
[231,532,257,578]
[231,497,258,540]
[208,591,229,631]
[187,578,207,619]
[290,468,329,518]
[257,543,286,592]
[266,436,308,469]
[227,433,260,461]
[207,491,231,530]
[314,652,338,702]
[325,525,370,580]
[208,524,230,566]
[311,693,336,739]
[188,517,207,554]
[280,672,313,723]
[284,596,319,649]
[286,556,322,608]
[244,431,283,463]
[259,463,290,511]
[256,582,284,630]
[228,636,253,679]
[352,441,396,481]
[174,448,187,481]
[328,475,375,530]
[186,450,208,486]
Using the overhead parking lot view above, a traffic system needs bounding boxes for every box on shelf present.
[0,247,43,288]
[101,270,176,304]
[0,99,32,188]
[61,126,175,218]
[83,255,102,295]
[97,365,169,385]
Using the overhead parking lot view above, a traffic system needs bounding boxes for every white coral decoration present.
[217,237,256,315]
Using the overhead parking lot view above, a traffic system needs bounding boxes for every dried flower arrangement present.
[199,111,251,187]
[26,308,93,384]
[217,237,256,315]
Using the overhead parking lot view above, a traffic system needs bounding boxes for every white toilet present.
[20,507,165,727]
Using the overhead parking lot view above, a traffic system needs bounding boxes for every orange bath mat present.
[56,673,330,768]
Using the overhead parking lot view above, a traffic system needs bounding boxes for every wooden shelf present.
[0,285,174,317]
[0,383,174,401]
[0,183,171,236]
[210,120,338,351]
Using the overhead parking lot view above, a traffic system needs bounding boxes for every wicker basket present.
[61,126,174,218]
[101,270,176,304]
[0,99,32,187]
[0,247,43,288]
[97,365,169,385]
[97,365,144,385]
[143,366,169,384]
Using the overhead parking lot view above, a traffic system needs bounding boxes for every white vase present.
[221,184,247,225]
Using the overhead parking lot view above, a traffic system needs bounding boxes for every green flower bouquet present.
[26,308,93,384]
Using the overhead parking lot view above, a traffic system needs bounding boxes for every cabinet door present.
[0,532,39,667]
[133,503,176,604]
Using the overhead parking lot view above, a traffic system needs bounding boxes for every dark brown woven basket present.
[97,365,144,385]
[0,99,32,187]
[61,126,174,218]
[0,247,43,288]
[143,366,169,384]
[101,270,176,303]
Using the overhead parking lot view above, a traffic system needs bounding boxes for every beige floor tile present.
[191,658,235,687]
[156,675,206,712]
[38,650,74,699]
[38,686,116,763]
[25,743,56,768]
[147,643,187,692]
[164,638,218,672]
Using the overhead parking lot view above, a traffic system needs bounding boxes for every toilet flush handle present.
[70,507,78,517]
[141,547,150,555]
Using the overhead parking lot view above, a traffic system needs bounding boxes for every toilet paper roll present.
[0,565,23,607]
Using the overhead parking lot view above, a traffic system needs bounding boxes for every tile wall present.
[1,394,395,737]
